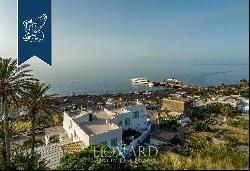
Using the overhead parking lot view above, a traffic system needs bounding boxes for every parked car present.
[27,129,32,136]
[35,127,45,134]
[17,131,28,136]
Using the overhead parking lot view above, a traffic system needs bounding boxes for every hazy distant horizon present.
[0,0,248,95]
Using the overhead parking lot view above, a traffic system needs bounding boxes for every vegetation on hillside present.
[57,145,127,170]
[190,79,249,98]
[133,144,248,170]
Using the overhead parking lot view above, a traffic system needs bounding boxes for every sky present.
[0,0,249,69]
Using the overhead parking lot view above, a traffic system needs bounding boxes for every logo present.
[94,144,158,160]
[23,14,48,43]
[18,0,52,66]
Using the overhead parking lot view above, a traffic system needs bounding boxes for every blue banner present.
[18,0,52,66]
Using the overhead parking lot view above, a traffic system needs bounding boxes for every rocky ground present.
[53,88,182,111]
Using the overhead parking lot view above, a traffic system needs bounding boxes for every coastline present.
[53,78,249,111]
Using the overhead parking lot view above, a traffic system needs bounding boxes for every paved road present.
[12,134,45,145]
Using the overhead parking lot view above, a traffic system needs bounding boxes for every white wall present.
[63,104,149,148]
[89,128,122,147]
[63,112,122,147]
[119,125,151,157]
[63,112,90,145]
[111,105,148,132]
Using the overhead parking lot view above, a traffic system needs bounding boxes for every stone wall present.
[163,98,192,114]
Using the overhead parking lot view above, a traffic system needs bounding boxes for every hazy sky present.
[0,0,249,68]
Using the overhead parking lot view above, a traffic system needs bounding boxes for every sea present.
[29,58,249,96]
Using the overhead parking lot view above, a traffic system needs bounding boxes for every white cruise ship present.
[131,77,150,84]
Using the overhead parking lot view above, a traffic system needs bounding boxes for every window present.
[101,141,107,145]
[119,121,122,126]
[74,130,76,138]
[111,138,117,147]
[125,118,130,126]
[133,111,139,119]
[70,120,72,129]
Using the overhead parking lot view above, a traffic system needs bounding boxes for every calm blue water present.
[30,59,249,96]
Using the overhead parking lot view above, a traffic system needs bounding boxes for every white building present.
[19,106,29,116]
[238,98,249,114]
[63,104,148,148]
[209,95,249,114]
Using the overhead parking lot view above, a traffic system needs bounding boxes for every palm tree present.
[0,122,6,169]
[22,82,57,153]
[0,57,34,168]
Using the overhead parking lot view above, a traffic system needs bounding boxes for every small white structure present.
[241,105,249,114]
[63,104,148,148]
[45,126,68,145]
[238,98,249,114]
[193,100,207,110]
[19,106,29,116]
[177,117,191,127]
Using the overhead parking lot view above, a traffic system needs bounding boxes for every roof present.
[75,110,120,136]
[65,104,145,136]
[62,142,85,153]
[168,111,182,116]
[107,104,144,115]
[213,96,247,106]
[66,104,145,136]
[194,100,207,107]
[45,126,65,135]
[79,122,119,136]
[163,97,192,103]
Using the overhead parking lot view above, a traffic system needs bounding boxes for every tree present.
[12,151,47,170]
[220,104,234,118]
[51,113,62,126]
[239,79,249,87]
[57,145,126,170]
[207,102,221,114]
[159,119,180,132]
[218,83,226,90]
[0,57,34,168]
[22,82,57,154]
[192,121,210,132]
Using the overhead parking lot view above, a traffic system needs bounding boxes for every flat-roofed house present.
[63,104,148,147]
[41,104,149,168]
[63,109,122,147]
